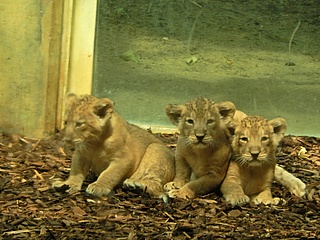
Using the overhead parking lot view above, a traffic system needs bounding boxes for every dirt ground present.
[0,131,319,239]
[93,0,320,136]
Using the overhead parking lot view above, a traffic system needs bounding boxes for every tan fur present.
[274,165,306,197]
[221,116,288,205]
[52,94,175,199]
[164,97,236,199]
[226,112,306,199]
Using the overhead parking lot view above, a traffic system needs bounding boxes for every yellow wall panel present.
[0,0,63,137]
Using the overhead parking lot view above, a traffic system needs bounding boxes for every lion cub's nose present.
[196,134,206,142]
[250,151,260,159]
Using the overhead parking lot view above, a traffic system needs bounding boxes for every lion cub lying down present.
[52,94,175,199]
[221,116,303,205]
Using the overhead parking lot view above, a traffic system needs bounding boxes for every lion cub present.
[52,94,174,199]
[221,116,288,205]
[227,113,306,199]
[164,97,236,199]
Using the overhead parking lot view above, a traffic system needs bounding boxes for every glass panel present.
[93,0,320,136]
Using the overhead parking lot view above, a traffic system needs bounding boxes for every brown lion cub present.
[52,94,175,199]
[221,116,287,206]
[164,97,236,199]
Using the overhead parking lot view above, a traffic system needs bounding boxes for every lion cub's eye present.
[186,119,194,125]
[75,122,85,128]
[207,119,215,125]
[261,136,269,142]
[240,137,248,142]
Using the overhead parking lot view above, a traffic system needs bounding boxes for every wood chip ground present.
[0,132,319,239]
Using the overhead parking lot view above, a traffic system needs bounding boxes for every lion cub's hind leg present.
[123,143,175,200]
[274,165,306,197]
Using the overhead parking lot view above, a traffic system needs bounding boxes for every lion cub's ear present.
[217,101,236,119]
[166,104,187,126]
[94,98,114,119]
[269,118,287,146]
[65,93,78,108]
[217,101,236,132]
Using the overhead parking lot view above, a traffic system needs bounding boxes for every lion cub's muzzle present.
[249,146,262,160]
[63,126,83,144]
[63,134,83,144]
[189,134,211,145]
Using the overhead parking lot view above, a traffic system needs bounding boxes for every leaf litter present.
[0,132,319,239]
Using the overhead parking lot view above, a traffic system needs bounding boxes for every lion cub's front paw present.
[164,181,185,192]
[123,179,147,194]
[52,180,81,194]
[164,182,178,191]
[167,188,195,199]
[252,196,284,205]
[224,194,250,206]
[86,182,112,197]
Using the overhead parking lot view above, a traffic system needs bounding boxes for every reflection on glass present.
[93,0,320,136]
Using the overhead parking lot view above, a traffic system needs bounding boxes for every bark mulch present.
[0,132,319,239]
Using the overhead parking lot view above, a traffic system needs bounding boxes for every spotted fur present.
[164,97,236,199]
[221,116,293,205]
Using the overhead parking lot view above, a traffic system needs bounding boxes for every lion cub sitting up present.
[221,116,288,206]
[52,94,175,199]
[164,97,236,199]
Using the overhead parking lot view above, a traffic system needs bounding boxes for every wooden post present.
[57,0,98,130]
[67,0,97,94]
